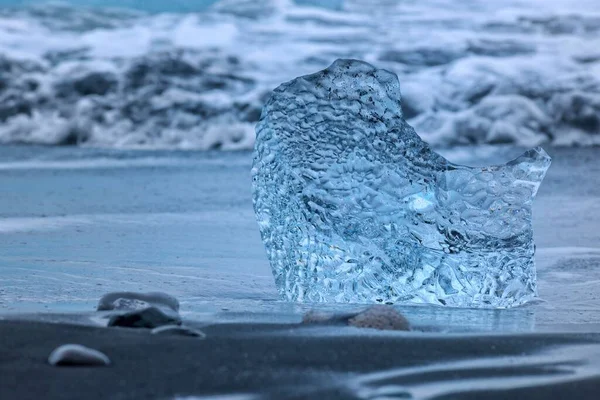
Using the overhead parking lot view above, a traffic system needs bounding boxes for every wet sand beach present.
[2,319,600,400]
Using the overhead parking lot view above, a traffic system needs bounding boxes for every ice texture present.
[252,59,551,308]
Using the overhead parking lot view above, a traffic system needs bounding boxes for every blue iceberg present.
[252,59,551,308]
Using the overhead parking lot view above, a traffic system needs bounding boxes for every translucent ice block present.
[252,59,551,308]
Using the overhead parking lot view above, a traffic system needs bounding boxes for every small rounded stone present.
[48,344,110,366]
[348,305,410,331]
[151,325,206,338]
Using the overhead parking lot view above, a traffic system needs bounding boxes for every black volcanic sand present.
[2,320,600,400]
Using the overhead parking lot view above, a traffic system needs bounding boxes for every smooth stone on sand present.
[108,306,181,329]
[303,305,410,331]
[97,291,180,312]
[151,325,206,338]
[48,344,110,366]
[347,305,410,331]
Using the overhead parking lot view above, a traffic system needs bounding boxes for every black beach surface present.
[1,146,600,399]
[2,319,600,400]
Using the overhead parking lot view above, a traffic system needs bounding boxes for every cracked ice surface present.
[252,59,551,308]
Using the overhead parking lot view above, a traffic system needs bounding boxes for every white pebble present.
[48,344,110,366]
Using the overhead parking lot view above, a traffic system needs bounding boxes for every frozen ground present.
[0,145,599,333]
[0,0,598,149]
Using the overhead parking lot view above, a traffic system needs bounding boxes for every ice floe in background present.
[0,0,598,149]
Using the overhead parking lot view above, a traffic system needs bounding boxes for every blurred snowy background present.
[0,0,598,150]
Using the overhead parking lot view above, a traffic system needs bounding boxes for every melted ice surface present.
[0,0,598,149]
[253,59,551,308]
